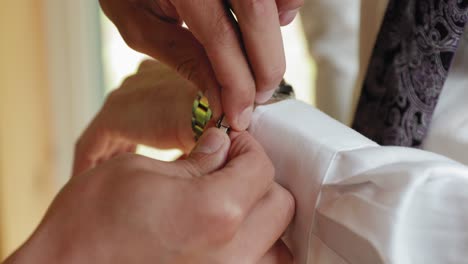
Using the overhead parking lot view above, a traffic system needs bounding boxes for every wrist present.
[3,232,61,264]
[2,222,86,264]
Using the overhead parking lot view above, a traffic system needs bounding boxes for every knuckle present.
[229,132,254,154]
[230,131,275,181]
[220,77,256,114]
[284,0,304,10]
[274,184,295,221]
[119,74,138,90]
[277,0,304,11]
[102,88,123,114]
[120,22,147,52]
[255,62,285,92]
[105,155,156,187]
[242,80,257,99]
[112,153,146,171]
[242,0,269,15]
[110,153,132,168]
[104,86,119,104]
[296,0,305,8]
[264,159,275,183]
[179,159,203,178]
[73,127,95,159]
[252,145,275,181]
[203,11,237,49]
[137,59,159,72]
[282,188,295,217]
[207,207,242,243]
[217,65,254,90]
[196,198,243,244]
[258,165,276,192]
[175,57,201,83]
[255,154,275,185]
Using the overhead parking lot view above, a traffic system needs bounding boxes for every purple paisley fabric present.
[352,0,468,147]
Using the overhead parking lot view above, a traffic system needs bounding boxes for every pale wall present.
[0,0,55,259]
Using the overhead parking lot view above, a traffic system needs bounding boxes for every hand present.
[73,60,198,176]
[99,0,304,130]
[5,129,295,264]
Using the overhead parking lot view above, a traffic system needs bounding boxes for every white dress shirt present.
[251,3,468,261]
[250,100,468,264]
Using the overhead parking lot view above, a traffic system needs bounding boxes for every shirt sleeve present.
[249,100,468,264]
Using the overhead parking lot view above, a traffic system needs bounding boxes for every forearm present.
[2,221,88,264]
[2,228,65,264]
[3,239,54,264]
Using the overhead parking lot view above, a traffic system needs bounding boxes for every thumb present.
[185,128,231,175]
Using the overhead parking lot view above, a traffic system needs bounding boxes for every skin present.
[4,129,295,264]
[3,60,295,263]
[72,60,199,176]
[99,0,304,131]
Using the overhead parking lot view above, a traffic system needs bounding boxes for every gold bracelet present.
[191,79,294,140]
[191,92,212,141]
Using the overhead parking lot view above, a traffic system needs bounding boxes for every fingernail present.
[236,106,253,130]
[255,90,275,104]
[192,128,226,155]
[279,9,299,25]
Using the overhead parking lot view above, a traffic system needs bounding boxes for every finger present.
[107,1,223,120]
[200,131,275,223]
[278,8,299,26]
[108,142,137,159]
[100,138,126,161]
[275,0,304,26]
[72,126,111,177]
[136,59,163,73]
[111,60,199,152]
[182,128,231,176]
[150,128,230,181]
[230,0,285,103]
[275,0,304,12]
[219,183,295,262]
[126,144,137,153]
[258,240,294,264]
[173,0,256,131]
[72,152,96,177]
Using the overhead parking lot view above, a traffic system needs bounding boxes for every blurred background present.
[0,0,315,259]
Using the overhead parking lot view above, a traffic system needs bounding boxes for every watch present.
[191,79,295,140]
[191,92,213,141]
